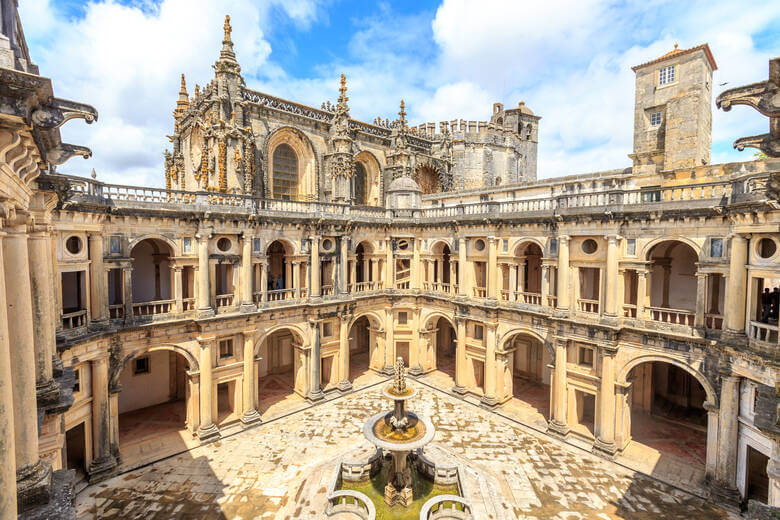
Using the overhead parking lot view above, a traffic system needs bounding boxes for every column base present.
[197,307,215,319]
[19,469,76,520]
[708,480,742,510]
[36,378,61,408]
[552,308,569,318]
[380,365,395,376]
[452,384,468,395]
[88,318,110,331]
[239,302,257,313]
[480,395,499,409]
[87,455,117,484]
[16,460,52,514]
[197,423,220,443]
[337,380,353,392]
[307,389,325,402]
[408,365,424,377]
[240,409,262,426]
[592,438,618,458]
[721,328,748,345]
[600,314,619,326]
[548,420,570,437]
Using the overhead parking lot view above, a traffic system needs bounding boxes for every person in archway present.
[771,287,780,322]
[276,275,283,291]
[268,275,275,291]
[761,287,772,323]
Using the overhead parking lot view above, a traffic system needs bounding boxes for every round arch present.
[254,324,307,357]
[352,239,375,255]
[421,311,456,332]
[498,327,551,357]
[510,237,546,256]
[265,237,297,256]
[265,127,318,201]
[617,354,717,406]
[348,310,384,332]
[119,343,199,373]
[641,236,702,262]
[128,234,178,257]
[354,150,382,206]
[429,239,453,254]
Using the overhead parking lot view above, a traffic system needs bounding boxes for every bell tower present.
[629,44,717,175]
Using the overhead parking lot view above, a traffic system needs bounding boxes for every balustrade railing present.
[108,304,124,319]
[325,490,375,519]
[705,313,724,330]
[268,288,295,301]
[648,306,694,326]
[749,321,779,345]
[622,303,638,318]
[546,295,558,307]
[518,291,542,305]
[473,286,487,298]
[395,280,410,290]
[182,298,196,311]
[62,309,87,329]
[132,300,173,317]
[352,281,380,293]
[216,293,234,308]
[420,495,472,520]
[578,298,600,314]
[321,285,334,296]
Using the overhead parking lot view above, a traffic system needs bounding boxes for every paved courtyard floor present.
[76,380,735,520]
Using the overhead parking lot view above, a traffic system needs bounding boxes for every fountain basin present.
[363,412,435,452]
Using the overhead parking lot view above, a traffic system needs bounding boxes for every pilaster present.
[240,329,261,425]
[196,337,220,442]
[88,357,117,482]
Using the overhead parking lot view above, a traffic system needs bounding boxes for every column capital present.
[88,231,103,240]
[602,344,619,356]
[197,336,216,348]
[243,328,257,335]
[606,234,621,244]
[557,234,570,243]
[703,401,719,413]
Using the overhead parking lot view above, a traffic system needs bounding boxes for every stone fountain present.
[362,357,436,507]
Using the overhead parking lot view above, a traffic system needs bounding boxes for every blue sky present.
[21,0,780,187]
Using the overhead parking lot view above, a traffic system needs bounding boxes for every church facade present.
[0,10,778,519]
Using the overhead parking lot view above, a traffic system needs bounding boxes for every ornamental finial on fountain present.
[394,357,406,393]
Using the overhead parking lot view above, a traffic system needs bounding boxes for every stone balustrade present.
[419,495,473,520]
[325,490,376,519]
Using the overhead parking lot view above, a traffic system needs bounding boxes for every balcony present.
[352,281,380,293]
[109,304,124,319]
[577,298,600,314]
[216,293,234,309]
[132,299,173,317]
[321,285,335,297]
[61,309,87,330]
[473,287,487,298]
[268,289,295,302]
[425,282,455,295]
[182,298,196,311]
[749,321,779,346]
[648,306,694,327]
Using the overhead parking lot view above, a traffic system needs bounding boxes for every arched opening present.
[348,315,381,386]
[426,242,453,294]
[414,165,441,195]
[505,332,550,428]
[353,162,367,205]
[272,143,298,200]
[353,151,381,206]
[117,349,192,465]
[266,240,296,301]
[506,241,543,303]
[432,316,457,381]
[646,240,699,326]
[622,361,708,478]
[257,329,303,416]
[130,238,173,317]
[352,241,377,292]
[65,421,88,484]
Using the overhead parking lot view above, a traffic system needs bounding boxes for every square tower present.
[629,44,717,174]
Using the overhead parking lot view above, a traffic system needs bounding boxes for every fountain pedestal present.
[384,450,413,506]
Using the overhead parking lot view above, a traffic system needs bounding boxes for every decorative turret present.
[173,74,189,122]
[214,15,241,78]
[326,73,355,203]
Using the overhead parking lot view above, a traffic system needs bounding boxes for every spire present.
[398,100,407,129]
[338,74,348,107]
[215,14,242,77]
[174,73,190,120]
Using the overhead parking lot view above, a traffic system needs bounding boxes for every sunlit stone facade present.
[1,11,778,519]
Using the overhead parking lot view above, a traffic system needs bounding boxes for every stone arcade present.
[0,7,779,520]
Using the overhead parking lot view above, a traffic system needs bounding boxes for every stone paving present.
[75,381,736,520]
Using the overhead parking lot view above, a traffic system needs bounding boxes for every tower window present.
[272,143,298,200]
[650,112,662,126]
[658,65,675,85]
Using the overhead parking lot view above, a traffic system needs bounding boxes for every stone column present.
[172,266,183,313]
[549,338,569,435]
[458,237,467,296]
[604,235,620,317]
[0,230,18,518]
[260,259,268,303]
[196,337,219,441]
[385,238,393,289]
[241,329,260,425]
[694,272,707,330]
[517,259,526,293]
[412,238,421,290]
[122,265,133,322]
[426,260,433,288]
[704,401,719,480]
[556,235,570,311]
[594,345,618,456]
[338,314,352,391]
[196,231,214,318]
[636,269,648,319]
[487,237,498,301]
[292,261,300,298]
[4,223,51,509]
[480,322,498,407]
[453,317,467,394]
[88,232,108,326]
[349,258,356,291]
[240,233,255,312]
[541,264,550,306]
[308,319,324,400]
[88,357,116,482]
[310,236,321,298]
[713,371,741,501]
[27,229,58,403]
[409,307,423,375]
[768,443,780,507]
[449,260,456,290]
[725,233,748,336]
[340,236,350,295]
[372,258,379,287]
[384,307,395,374]
[509,263,517,301]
